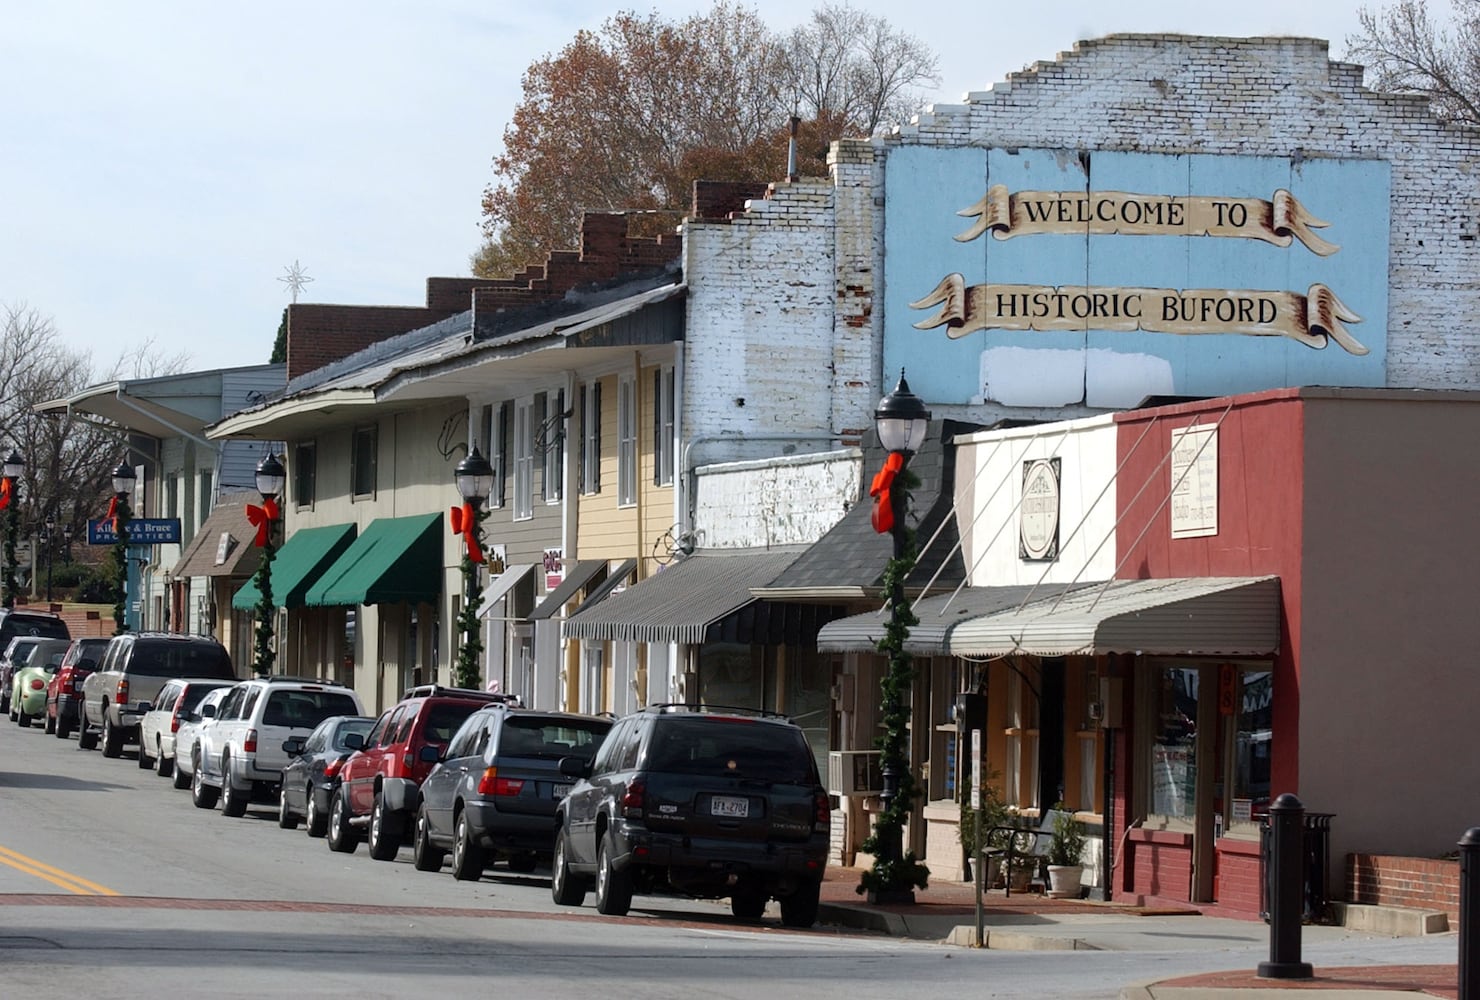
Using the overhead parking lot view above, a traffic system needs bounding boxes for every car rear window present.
[129,641,235,678]
[645,718,817,784]
[261,690,361,729]
[4,616,70,641]
[419,702,483,745]
[499,717,612,760]
[179,683,233,711]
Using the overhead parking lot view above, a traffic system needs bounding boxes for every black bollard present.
[1460,828,1480,1000]
[1258,793,1314,979]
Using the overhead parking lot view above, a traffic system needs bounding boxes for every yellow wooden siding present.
[639,363,674,578]
[576,373,635,560]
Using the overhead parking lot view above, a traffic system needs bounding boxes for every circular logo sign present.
[1020,459,1061,561]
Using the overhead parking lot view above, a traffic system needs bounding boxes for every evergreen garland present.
[251,531,277,676]
[111,496,131,633]
[453,504,489,689]
[2,500,15,610]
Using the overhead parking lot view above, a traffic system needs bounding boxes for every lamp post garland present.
[108,461,134,634]
[858,372,933,904]
[0,450,20,610]
[451,447,493,690]
[248,453,285,678]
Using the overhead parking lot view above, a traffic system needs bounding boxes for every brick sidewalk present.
[819,863,1152,918]
[1150,965,1458,997]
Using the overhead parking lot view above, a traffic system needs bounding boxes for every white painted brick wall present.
[691,448,861,549]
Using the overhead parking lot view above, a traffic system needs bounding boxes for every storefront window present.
[1150,666,1199,819]
[1229,670,1272,828]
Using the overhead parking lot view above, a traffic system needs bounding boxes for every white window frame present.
[581,382,601,496]
[514,399,534,520]
[581,642,605,714]
[617,375,636,507]
[543,390,564,503]
[656,367,675,486]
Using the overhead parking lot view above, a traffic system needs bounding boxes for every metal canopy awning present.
[818,577,1281,658]
[231,523,358,611]
[562,550,800,645]
[476,563,536,619]
[303,513,442,607]
[528,560,609,620]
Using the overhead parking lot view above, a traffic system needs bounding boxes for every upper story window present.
[514,399,534,520]
[293,443,316,509]
[351,426,377,499]
[617,375,636,507]
[541,390,564,503]
[484,402,508,510]
[166,475,180,519]
[198,471,214,525]
[654,367,675,486]
[580,381,602,495]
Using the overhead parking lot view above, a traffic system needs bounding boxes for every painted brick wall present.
[1129,832,1194,900]
[1348,853,1460,923]
[875,33,1480,395]
[692,449,861,549]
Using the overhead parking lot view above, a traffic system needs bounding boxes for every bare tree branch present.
[1348,0,1480,125]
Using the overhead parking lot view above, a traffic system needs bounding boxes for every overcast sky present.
[1,0,1377,376]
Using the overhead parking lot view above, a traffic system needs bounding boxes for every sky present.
[1,0,1380,376]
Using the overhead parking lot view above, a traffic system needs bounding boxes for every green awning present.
[232,523,358,611]
[304,513,442,607]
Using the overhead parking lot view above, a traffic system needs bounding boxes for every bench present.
[982,809,1073,897]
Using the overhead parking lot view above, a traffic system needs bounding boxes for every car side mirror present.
[418,744,441,763]
[558,756,592,780]
[137,701,153,714]
[282,736,306,757]
[343,733,365,751]
[200,704,217,718]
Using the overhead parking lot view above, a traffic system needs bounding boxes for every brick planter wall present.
[1347,853,1459,924]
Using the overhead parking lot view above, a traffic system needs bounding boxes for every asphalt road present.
[0,711,1458,999]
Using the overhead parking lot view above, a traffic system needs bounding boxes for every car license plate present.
[552,783,571,799]
[711,795,749,818]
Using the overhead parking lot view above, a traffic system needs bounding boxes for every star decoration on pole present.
[278,260,314,303]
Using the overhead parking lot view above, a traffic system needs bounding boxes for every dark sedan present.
[413,707,611,880]
[278,714,375,837]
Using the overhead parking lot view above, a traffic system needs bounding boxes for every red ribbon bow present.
[104,494,117,532]
[869,452,905,535]
[245,497,280,547]
[0,478,12,512]
[449,503,484,564]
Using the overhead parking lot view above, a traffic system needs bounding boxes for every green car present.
[11,638,70,728]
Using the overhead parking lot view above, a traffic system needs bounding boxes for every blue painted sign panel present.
[88,517,181,545]
[883,147,1391,407]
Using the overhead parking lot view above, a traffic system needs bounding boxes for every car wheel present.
[191,753,219,809]
[412,806,445,872]
[172,754,191,789]
[594,828,633,916]
[778,879,822,929]
[17,708,31,728]
[551,828,587,907]
[54,711,70,740]
[277,785,298,829]
[506,852,539,874]
[156,742,173,778]
[101,715,123,758]
[368,793,401,861]
[450,810,484,881]
[730,886,768,921]
[305,786,328,838]
[137,738,153,769]
[327,789,359,854]
[77,712,98,750]
[44,710,55,735]
[220,758,248,818]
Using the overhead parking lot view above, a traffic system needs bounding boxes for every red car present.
[327,684,518,861]
[46,637,110,740]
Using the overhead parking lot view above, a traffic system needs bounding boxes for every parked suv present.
[0,608,70,651]
[414,706,611,880]
[551,704,830,927]
[47,637,109,739]
[79,633,237,757]
[329,684,519,860]
[190,676,365,818]
[137,677,236,776]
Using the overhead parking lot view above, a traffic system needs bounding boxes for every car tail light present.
[28,678,44,691]
[244,729,257,753]
[117,678,129,705]
[620,777,645,818]
[476,767,524,797]
[60,673,74,695]
[170,708,182,733]
[814,791,830,828]
[324,757,346,779]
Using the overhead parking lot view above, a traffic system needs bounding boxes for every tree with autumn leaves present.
[474,2,938,278]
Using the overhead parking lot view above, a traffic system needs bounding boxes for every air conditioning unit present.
[827,750,883,796]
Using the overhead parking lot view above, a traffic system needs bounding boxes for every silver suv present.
[80,633,237,757]
[191,676,364,818]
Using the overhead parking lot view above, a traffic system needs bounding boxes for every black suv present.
[551,704,830,927]
[414,706,612,880]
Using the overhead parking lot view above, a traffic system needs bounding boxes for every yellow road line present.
[0,844,118,896]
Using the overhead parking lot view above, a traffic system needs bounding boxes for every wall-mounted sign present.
[213,531,237,566]
[1019,457,1061,561]
[1170,425,1218,538]
[88,518,181,545]
[883,147,1390,409]
[543,548,564,592]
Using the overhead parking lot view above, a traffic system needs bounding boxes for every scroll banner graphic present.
[910,273,1368,356]
[953,185,1339,256]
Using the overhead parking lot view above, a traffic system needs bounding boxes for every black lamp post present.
[110,460,135,633]
[44,514,55,604]
[452,447,494,690]
[250,452,286,678]
[1,450,22,611]
[860,371,932,905]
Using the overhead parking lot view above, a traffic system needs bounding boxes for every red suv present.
[327,684,518,861]
[46,637,110,740]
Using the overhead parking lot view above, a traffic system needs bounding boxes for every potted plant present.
[1045,803,1086,898]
